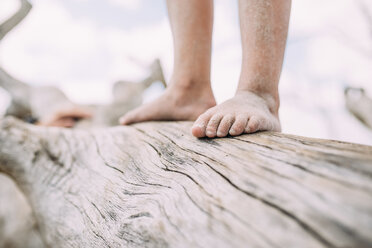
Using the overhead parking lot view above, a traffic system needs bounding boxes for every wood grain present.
[1,117,371,248]
[0,174,44,248]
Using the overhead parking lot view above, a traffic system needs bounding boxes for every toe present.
[192,111,213,138]
[206,114,223,138]
[217,114,235,137]
[119,109,141,125]
[119,113,133,125]
[246,116,261,133]
[229,115,248,136]
[246,115,281,133]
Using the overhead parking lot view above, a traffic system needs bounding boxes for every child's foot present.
[191,91,281,138]
[37,106,92,128]
[119,82,216,125]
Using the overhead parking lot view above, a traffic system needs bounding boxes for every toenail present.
[230,129,237,135]
[217,131,223,137]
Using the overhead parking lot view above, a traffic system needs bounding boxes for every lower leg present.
[192,0,291,138]
[167,0,213,89]
[237,0,291,110]
[120,0,215,125]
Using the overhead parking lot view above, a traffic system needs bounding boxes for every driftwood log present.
[0,173,44,248]
[1,117,372,248]
[1,1,372,247]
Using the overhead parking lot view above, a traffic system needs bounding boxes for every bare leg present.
[120,0,216,125]
[192,0,291,138]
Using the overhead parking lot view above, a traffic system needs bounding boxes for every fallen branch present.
[0,174,44,248]
[1,117,372,247]
[0,0,32,42]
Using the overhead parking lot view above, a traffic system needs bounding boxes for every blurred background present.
[0,0,371,145]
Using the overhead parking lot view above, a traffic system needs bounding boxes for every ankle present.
[169,76,212,93]
[165,77,216,107]
[235,88,280,115]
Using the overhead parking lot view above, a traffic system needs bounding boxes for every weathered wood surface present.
[345,87,372,130]
[0,1,45,246]
[1,117,372,248]
[0,61,165,248]
[0,174,44,248]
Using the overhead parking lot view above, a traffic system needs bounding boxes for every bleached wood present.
[0,0,32,42]
[1,117,372,248]
[0,62,166,248]
[0,57,165,248]
[0,67,32,118]
[345,87,372,129]
[0,174,44,248]
[0,2,43,247]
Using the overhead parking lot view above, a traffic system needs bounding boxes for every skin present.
[37,106,92,128]
[119,0,291,138]
[119,0,216,125]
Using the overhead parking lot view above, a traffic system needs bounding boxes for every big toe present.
[119,110,140,125]
[192,111,213,138]
[191,125,204,138]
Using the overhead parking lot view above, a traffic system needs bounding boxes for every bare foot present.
[191,91,281,138]
[119,83,216,125]
[37,106,92,128]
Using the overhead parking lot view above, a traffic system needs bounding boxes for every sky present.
[0,0,372,145]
